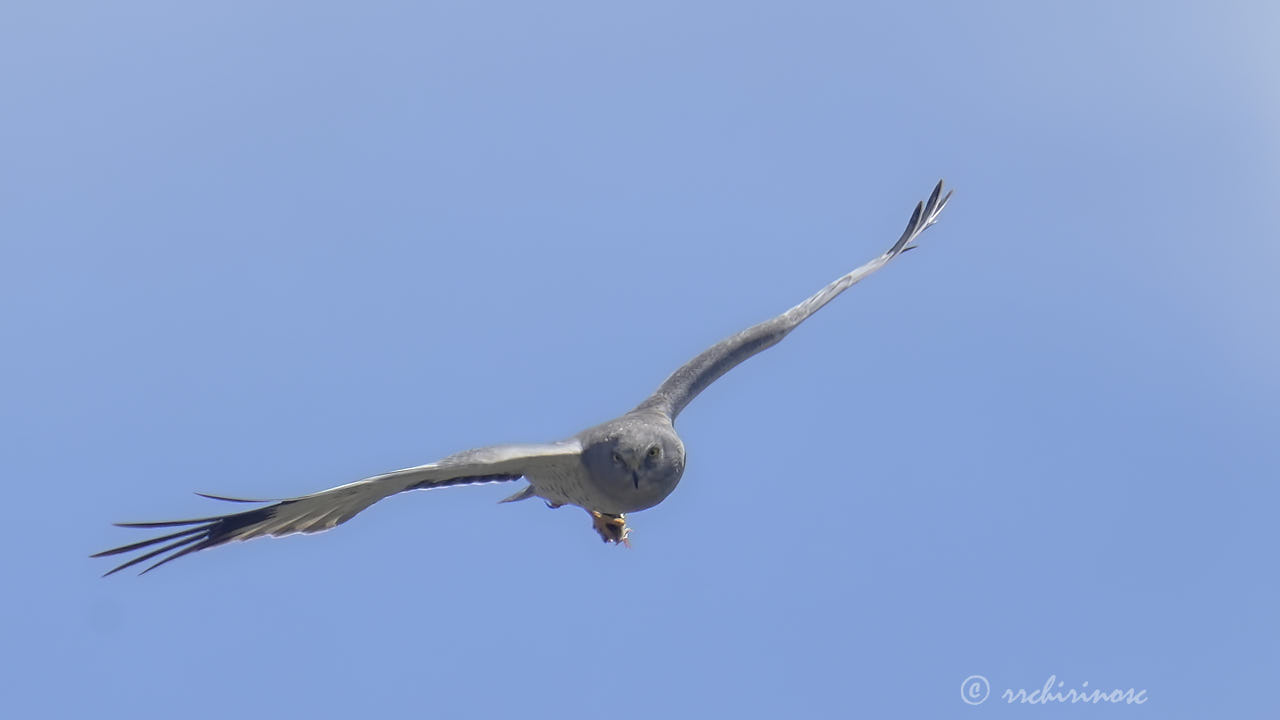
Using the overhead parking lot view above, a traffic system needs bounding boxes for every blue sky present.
[3,1,1277,717]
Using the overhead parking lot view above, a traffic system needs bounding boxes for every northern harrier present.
[95,181,952,575]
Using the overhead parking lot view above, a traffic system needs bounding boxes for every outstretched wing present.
[635,180,952,420]
[93,441,581,576]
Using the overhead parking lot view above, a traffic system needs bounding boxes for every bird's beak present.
[632,471,640,489]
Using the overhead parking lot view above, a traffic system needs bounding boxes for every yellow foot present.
[589,510,631,547]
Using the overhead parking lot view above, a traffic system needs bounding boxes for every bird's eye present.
[647,445,660,458]
[611,451,624,465]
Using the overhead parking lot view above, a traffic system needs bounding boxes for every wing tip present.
[96,502,285,577]
[889,179,953,256]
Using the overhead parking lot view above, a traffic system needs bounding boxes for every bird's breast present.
[526,460,679,515]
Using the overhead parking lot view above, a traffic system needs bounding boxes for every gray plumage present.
[94,180,952,575]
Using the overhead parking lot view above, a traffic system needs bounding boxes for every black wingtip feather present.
[91,525,207,558]
[889,180,952,257]
[938,188,954,215]
[101,534,206,577]
[139,539,220,575]
[891,201,925,255]
[928,180,953,221]
[926,179,943,214]
[194,492,277,503]
[114,518,218,528]
[97,502,288,577]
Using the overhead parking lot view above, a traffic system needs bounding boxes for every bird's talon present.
[589,511,631,547]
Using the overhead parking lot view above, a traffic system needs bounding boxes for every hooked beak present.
[632,471,640,489]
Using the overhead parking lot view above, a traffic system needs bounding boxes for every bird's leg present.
[588,510,631,547]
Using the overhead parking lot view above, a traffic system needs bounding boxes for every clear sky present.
[3,1,1277,717]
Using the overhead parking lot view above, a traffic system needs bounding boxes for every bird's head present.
[581,415,685,512]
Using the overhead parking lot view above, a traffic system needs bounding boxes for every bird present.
[94,180,952,576]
